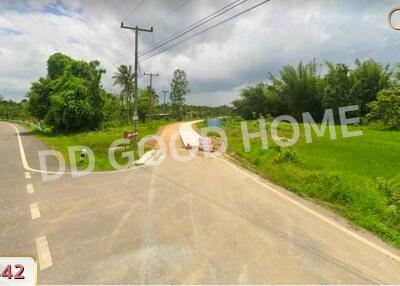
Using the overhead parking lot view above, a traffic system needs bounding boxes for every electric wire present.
[138,0,246,58]
[122,0,147,22]
[140,0,271,62]
[151,0,192,27]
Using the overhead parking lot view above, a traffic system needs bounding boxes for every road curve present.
[0,121,400,284]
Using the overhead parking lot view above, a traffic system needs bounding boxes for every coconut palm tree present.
[112,65,135,123]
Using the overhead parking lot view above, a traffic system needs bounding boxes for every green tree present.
[112,65,135,123]
[322,62,354,117]
[103,92,123,124]
[271,60,323,120]
[367,89,400,129]
[27,77,52,120]
[170,69,189,120]
[233,83,268,119]
[47,53,72,80]
[263,87,282,117]
[138,87,157,122]
[0,98,29,120]
[350,59,391,116]
[27,53,73,121]
[45,56,106,132]
[233,83,282,120]
[145,86,158,121]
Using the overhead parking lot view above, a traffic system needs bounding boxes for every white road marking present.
[186,119,400,263]
[26,183,34,194]
[217,155,400,264]
[24,171,31,179]
[7,123,29,170]
[35,236,53,270]
[6,122,144,175]
[30,203,40,219]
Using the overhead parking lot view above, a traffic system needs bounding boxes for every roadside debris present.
[199,137,212,152]
[199,136,223,152]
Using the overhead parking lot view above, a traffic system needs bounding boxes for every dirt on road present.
[152,122,184,150]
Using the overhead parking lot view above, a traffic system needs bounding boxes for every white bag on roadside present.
[199,137,212,152]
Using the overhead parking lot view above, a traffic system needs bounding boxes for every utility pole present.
[120,22,153,142]
[143,72,159,89]
[143,72,159,121]
[162,90,169,120]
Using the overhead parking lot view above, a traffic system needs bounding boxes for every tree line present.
[0,53,231,133]
[0,95,29,120]
[233,59,400,129]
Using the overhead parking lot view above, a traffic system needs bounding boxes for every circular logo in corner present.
[388,7,400,30]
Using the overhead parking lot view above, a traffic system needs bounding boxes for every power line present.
[138,62,146,78]
[139,0,246,58]
[122,0,147,22]
[139,0,244,57]
[143,72,159,88]
[151,0,192,27]
[140,0,271,62]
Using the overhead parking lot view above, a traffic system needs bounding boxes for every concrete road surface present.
[1,121,400,284]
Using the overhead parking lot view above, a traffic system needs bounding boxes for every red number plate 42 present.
[0,257,36,286]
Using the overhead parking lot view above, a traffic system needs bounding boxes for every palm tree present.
[112,65,135,123]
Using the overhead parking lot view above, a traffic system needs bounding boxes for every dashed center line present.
[35,236,53,270]
[24,171,31,179]
[26,184,35,194]
[30,203,41,219]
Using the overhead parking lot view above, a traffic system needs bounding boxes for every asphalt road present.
[1,121,400,284]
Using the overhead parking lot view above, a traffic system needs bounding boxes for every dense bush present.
[367,90,400,129]
[27,53,105,132]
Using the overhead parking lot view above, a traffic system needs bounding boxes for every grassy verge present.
[198,119,400,247]
[32,120,170,171]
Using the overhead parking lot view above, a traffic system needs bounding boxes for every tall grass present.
[215,120,400,247]
[33,120,170,171]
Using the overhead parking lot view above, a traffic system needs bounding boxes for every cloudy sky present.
[1,0,400,105]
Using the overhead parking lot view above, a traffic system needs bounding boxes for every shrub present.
[273,148,298,164]
[367,90,400,129]
[376,177,397,198]
[376,177,400,206]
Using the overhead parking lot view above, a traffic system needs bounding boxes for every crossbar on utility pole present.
[120,22,153,142]
[162,90,169,120]
[143,72,159,89]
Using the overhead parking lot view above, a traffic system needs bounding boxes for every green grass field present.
[201,119,400,247]
[33,120,170,171]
